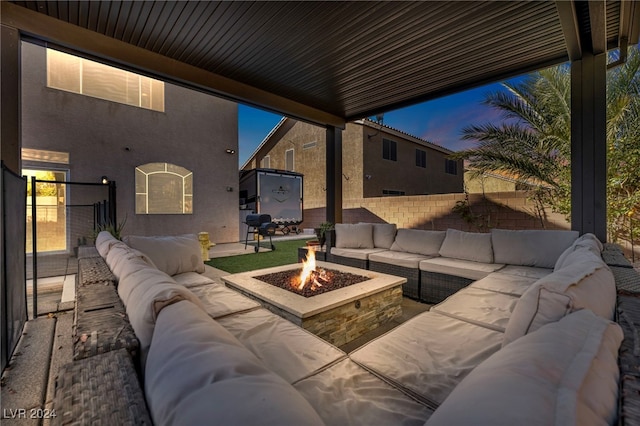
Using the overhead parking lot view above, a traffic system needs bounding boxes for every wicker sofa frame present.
[368,260,421,300]
[419,271,474,305]
[53,246,151,424]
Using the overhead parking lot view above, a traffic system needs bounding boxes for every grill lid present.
[246,214,272,226]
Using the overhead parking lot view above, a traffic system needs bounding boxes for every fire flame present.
[298,248,316,290]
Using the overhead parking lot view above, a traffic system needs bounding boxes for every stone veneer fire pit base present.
[222,262,405,347]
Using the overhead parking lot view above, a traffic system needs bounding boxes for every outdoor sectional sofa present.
[52,227,638,425]
[328,224,585,303]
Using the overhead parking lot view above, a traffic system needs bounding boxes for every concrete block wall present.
[302,191,570,232]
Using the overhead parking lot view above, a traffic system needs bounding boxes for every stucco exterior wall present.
[20,42,239,243]
[363,131,463,197]
[250,119,464,212]
[260,121,364,208]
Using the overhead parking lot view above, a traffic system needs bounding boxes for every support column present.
[325,126,342,224]
[571,52,607,241]
[1,24,21,174]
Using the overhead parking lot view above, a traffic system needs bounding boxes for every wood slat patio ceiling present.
[8,1,638,125]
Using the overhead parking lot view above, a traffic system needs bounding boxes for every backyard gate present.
[1,162,27,372]
[27,178,116,319]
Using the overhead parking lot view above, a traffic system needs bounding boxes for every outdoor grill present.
[244,214,277,253]
[246,214,272,228]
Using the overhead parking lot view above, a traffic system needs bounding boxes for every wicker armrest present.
[73,283,139,362]
[53,349,151,425]
[603,243,633,268]
[74,250,139,362]
[617,292,640,426]
[78,256,117,286]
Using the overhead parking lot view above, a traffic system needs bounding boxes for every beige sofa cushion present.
[172,271,216,288]
[503,251,615,346]
[439,228,493,263]
[350,311,503,406]
[555,232,603,271]
[498,264,553,280]
[95,231,120,258]
[217,308,346,384]
[427,310,622,426]
[334,223,374,249]
[431,287,520,332]
[369,250,432,269]
[491,229,579,268]
[370,223,397,249]
[330,247,387,261]
[122,267,206,360]
[145,301,325,426]
[105,243,156,281]
[190,284,261,319]
[470,271,539,297]
[294,358,433,425]
[419,257,504,281]
[123,234,205,275]
[390,229,446,256]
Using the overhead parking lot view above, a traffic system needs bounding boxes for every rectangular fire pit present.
[222,261,405,347]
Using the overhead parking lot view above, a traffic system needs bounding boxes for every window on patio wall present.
[47,48,165,112]
[135,163,193,214]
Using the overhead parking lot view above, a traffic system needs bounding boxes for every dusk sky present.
[238,74,528,167]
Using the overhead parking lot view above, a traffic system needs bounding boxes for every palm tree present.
[453,46,640,242]
[452,65,572,215]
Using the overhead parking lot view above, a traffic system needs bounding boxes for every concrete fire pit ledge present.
[222,261,405,346]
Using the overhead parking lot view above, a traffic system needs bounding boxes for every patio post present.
[570,51,608,242]
[0,24,21,174]
[326,126,342,224]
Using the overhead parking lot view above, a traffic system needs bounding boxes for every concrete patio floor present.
[1,237,431,424]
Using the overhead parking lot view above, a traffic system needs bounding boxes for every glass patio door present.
[23,169,67,253]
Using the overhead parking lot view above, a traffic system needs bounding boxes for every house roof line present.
[356,118,455,155]
[242,116,457,171]
[240,116,287,171]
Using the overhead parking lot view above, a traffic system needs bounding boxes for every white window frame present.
[46,48,165,112]
[135,163,193,214]
[285,148,295,171]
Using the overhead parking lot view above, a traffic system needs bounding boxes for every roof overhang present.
[3,1,639,128]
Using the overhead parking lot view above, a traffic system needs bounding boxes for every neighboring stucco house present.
[20,42,239,246]
[242,118,463,210]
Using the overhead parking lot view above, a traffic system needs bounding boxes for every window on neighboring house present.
[261,156,271,168]
[285,149,295,171]
[47,48,165,112]
[416,149,427,168]
[303,141,317,150]
[382,189,405,196]
[382,139,397,161]
[135,163,193,214]
[445,159,458,175]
